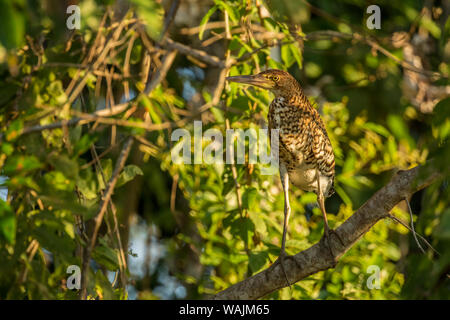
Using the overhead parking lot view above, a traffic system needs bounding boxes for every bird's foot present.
[271,251,292,289]
[322,227,344,266]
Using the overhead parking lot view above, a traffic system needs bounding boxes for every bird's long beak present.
[226,75,273,89]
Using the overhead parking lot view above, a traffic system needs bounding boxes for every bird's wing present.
[269,103,334,177]
[309,109,335,178]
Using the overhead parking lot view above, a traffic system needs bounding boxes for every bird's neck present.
[277,90,310,108]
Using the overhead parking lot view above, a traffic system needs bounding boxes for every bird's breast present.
[268,97,335,196]
[269,98,300,134]
[288,166,333,195]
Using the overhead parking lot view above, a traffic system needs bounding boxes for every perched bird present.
[226,69,342,284]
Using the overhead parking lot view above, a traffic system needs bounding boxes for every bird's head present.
[226,69,302,98]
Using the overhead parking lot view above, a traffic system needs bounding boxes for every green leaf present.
[221,167,237,197]
[289,42,303,68]
[199,5,218,40]
[97,159,113,190]
[0,199,15,245]
[342,150,356,173]
[1,143,14,156]
[432,97,450,141]
[281,44,295,68]
[421,16,441,39]
[0,82,20,106]
[44,171,75,191]
[334,184,352,206]
[33,220,76,259]
[129,0,163,39]
[73,134,97,157]
[0,1,25,49]
[387,114,414,148]
[242,187,258,210]
[146,103,162,124]
[47,81,67,105]
[48,154,79,180]
[216,0,237,23]
[230,217,255,244]
[249,251,268,273]
[248,211,267,237]
[305,62,322,78]
[92,238,120,271]
[95,270,117,300]
[77,169,98,200]
[339,176,362,189]
[116,165,143,188]
[38,194,94,217]
[363,122,391,138]
[434,208,450,240]
[3,155,42,175]
[5,119,23,141]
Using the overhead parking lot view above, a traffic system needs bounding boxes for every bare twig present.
[145,50,177,95]
[90,145,128,289]
[160,0,181,43]
[17,239,40,286]
[163,38,232,68]
[80,141,122,170]
[8,102,131,139]
[180,21,227,35]
[222,16,243,217]
[197,67,229,114]
[388,213,439,256]
[123,31,140,100]
[73,110,189,132]
[404,197,426,254]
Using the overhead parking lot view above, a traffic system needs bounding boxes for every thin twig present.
[160,0,181,43]
[222,15,243,216]
[163,38,232,68]
[388,213,439,256]
[180,21,227,35]
[90,145,128,289]
[145,50,177,95]
[404,197,426,254]
[80,137,134,300]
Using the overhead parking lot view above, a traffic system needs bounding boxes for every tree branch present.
[213,165,441,300]
[163,38,233,68]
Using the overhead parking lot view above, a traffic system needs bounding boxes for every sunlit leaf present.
[116,164,144,188]
[0,199,15,245]
[199,5,218,40]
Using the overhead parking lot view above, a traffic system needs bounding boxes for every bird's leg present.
[316,169,344,263]
[280,171,291,258]
[272,165,292,288]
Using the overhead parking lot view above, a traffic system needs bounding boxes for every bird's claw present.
[322,227,344,266]
[272,251,292,289]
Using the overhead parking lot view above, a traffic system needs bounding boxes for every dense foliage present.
[0,0,448,299]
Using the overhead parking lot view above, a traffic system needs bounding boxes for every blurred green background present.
[0,0,449,299]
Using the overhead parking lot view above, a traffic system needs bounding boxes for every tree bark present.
[213,165,440,300]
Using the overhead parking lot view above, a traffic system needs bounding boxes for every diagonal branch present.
[213,164,441,300]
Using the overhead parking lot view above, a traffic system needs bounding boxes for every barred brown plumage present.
[226,69,343,287]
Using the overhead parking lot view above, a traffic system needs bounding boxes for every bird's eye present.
[272,76,279,81]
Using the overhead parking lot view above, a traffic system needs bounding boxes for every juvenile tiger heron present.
[226,69,343,285]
